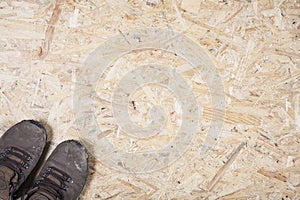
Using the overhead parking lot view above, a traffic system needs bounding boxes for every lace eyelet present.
[26,156,33,162]
[42,172,49,178]
[66,177,73,183]
[4,147,12,153]
[0,153,6,158]
[22,162,29,169]
[63,185,69,190]
[46,167,52,172]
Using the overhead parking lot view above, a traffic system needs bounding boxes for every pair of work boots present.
[0,120,89,200]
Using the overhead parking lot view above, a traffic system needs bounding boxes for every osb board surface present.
[0,0,299,199]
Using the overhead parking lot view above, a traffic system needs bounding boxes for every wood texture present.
[0,0,299,199]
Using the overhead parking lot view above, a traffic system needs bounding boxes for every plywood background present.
[0,0,299,199]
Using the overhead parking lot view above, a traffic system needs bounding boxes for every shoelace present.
[24,166,73,200]
[0,146,32,189]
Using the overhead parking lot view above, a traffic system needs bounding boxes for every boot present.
[0,120,47,200]
[23,140,89,200]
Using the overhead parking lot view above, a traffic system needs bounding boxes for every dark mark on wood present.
[39,0,65,59]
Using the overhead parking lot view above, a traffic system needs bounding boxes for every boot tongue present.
[0,166,16,198]
[28,192,53,200]
[28,174,63,200]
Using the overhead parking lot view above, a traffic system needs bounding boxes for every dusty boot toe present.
[24,140,89,200]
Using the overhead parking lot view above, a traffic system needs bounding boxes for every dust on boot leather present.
[0,120,47,199]
[0,166,15,200]
[23,140,88,200]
